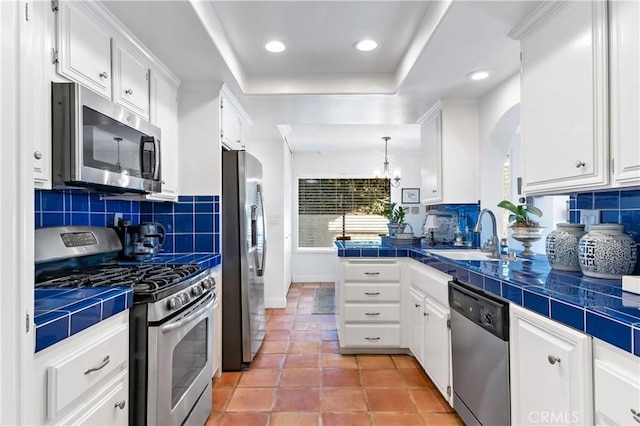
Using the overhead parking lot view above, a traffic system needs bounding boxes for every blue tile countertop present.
[34,252,221,353]
[335,241,640,358]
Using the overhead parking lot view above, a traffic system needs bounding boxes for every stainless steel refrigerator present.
[221,150,267,371]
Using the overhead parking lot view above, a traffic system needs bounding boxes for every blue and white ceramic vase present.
[578,224,637,279]
[545,223,587,271]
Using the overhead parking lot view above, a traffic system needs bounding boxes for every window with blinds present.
[298,178,390,248]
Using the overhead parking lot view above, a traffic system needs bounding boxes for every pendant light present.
[381,136,401,187]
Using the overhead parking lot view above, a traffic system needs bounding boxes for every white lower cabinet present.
[593,338,640,426]
[337,259,401,350]
[510,304,593,425]
[32,312,129,426]
[407,263,452,404]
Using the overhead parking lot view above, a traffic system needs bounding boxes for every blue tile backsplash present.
[569,188,640,274]
[35,190,220,254]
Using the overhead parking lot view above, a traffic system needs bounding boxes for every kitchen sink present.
[425,249,524,262]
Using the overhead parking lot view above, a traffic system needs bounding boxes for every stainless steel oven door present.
[147,292,214,426]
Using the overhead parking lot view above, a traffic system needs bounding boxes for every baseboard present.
[291,274,336,283]
[264,297,287,309]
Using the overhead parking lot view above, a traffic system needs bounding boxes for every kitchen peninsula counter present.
[335,240,640,357]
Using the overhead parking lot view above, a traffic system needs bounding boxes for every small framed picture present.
[401,188,420,204]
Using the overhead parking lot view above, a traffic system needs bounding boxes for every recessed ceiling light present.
[265,40,286,53]
[467,70,490,81]
[354,39,378,52]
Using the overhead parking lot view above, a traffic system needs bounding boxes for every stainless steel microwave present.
[51,82,162,193]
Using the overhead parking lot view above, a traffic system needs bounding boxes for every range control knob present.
[167,297,182,311]
[483,312,493,326]
[201,277,213,290]
[191,285,203,297]
[180,293,191,305]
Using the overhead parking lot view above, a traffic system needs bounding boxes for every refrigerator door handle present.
[257,185,267,277]
[250,204,258,247]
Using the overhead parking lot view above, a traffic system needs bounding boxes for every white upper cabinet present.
[510,304,593,425]
[149,72,179,201]
[56,1,112,99]
[220,84,252,151]
[510,0,609,195]
[113,40,150,120]
[418,100,480,205]
[609,0,640,187]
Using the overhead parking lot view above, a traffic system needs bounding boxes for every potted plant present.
[384,202,408,236]
[497,200,544,257]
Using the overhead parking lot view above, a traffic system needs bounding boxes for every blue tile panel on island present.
[335,240,640,358]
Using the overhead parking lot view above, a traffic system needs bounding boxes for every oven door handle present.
[161,294,214,334]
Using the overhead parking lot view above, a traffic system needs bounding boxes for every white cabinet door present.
[113,41,150,120]
[220,95,243,150]
[150,73,178,200]
[65,371,128,426]
[515,1,608,194]
[409,288,425,366]
[423,298,450,402]
[420,110,441,204]
[610,0,640,187]
[56,2,111,98]
[510,304,593,425]
[21,0,51,188]
[418,101,480,205]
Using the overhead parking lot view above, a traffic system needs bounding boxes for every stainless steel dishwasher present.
[449,279,510,426]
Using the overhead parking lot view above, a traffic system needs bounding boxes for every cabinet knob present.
[33,151,42,160]
[575,160,586,168]
[423,312,429,317]
[161,180,165,184]
[125,88,133,95]
[432,189,437,193]
[547,355,561,365]
[414,304,420,308]
[99,71,108,79]
[114,400,126,410]
[630,408,640,423]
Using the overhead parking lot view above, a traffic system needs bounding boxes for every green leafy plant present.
[384,202,406,224]
[497,200,543,227]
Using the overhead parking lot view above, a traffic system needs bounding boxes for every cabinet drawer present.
[343,304,400,322]
[594,359,640,425]
[343,283,400,302]
[342,324,401,347]
[343,263,400,282]
[47,324,128,418]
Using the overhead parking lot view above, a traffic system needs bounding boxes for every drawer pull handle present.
[547,355,561,365]
[631,409,640,423]
[84,356,110,375]
[365,337,380,341]
[364,272,380,275]
[364,292,380,296]
[115,400,126,410]
[365,312,380,316]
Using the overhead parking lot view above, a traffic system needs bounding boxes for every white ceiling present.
[102,0,541,152]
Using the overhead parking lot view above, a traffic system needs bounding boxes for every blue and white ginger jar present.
[578,224,637,279]
[545,223,587,272]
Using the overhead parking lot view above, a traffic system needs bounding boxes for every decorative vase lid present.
[588,223,625,233]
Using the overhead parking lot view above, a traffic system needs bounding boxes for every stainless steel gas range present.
[35,226,215,426]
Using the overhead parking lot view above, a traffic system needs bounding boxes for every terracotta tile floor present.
[207,283,463,426]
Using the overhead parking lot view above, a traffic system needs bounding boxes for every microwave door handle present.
[140,136,152,178]
[153,137,161,180]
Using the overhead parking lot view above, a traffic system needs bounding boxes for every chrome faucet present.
[474,209,500,258]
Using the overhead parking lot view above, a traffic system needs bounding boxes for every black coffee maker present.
[113,219,166,261]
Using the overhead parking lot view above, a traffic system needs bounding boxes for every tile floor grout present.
[207,282,462,426]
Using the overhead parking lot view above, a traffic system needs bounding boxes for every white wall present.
[291,149,424,283]
[248,138,292,308]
